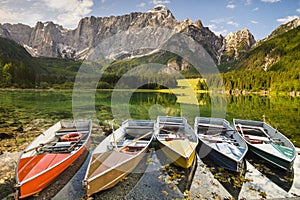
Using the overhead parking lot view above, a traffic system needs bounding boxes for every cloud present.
[245,0,252,5]
[252,7,259,11]
[41,0,93,28]
[207,24,228,36]
[261,0,280,3]
[227,21,239,27]
[0,0,94,28]
[210,17,232,24]
[226,4,236,9]
[297,8,300,13]
[150,0,171,4]
[251,20,258,24]
[276,15,299,24]
[137,2,146,7]
[0,1,45,26]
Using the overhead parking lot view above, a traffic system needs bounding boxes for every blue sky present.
[0,0,299,40]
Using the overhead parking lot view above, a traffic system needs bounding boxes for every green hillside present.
[0,37,35,88]
[0,37,81,88]
[222,26,300,93]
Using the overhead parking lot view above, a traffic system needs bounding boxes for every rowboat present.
[195,117,248,172]
[155,116,198,169]
[233,119,296,171]
[14,120,92,199]
[83,120,154,197]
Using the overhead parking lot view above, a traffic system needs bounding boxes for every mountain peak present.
[148,5,174,18]
[221,28,256,62]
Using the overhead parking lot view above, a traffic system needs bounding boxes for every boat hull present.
[17,145,89,199]
[198,141,242,172]
[86,150,147,196]
[158,142,196,168]
[248,143,294,170]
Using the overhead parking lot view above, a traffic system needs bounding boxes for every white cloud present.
[0,0,94,28]
[297,8,300,13]
[137,2,146,7]
[261,0,280,3]
[277,15,299,24]
[41,0,93,28]
[245,0,252,5]
[207,24,228,36]
[226,4,236,9]
[150,0,171,4]
[0,2,44,26]
[210,17,232,24]
[227,21,239,27]
[251,20,258,24]
[252,7,259,11]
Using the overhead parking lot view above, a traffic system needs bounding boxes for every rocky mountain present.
[221,28,255,62]
[267,18,300,39]
[0,5,249,64]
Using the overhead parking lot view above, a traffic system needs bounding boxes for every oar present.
[68,136,85,151]
[23,140,55,153]
[160,128,177,134]
[116,131,152,152]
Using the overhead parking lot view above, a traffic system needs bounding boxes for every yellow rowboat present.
[83,120,155,197]
[155,116,198,168]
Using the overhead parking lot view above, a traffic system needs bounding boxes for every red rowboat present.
[14,120,92,199]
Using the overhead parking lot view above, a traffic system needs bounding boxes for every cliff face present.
[0,5,254,64]
[221,28,256,62]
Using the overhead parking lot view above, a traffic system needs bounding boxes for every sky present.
[0,0,299,40]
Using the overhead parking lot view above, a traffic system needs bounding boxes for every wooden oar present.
[68,136,85,151]
[24,140,53,153]
[116,131,152,152]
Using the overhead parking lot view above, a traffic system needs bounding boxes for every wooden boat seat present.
[56,127,89,134]
[197,123,225,128]
[244,135,269,144]
[126,126,153,129]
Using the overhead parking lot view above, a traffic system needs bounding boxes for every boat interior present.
[157,119,193,141]
[115,121,154,153]
[37,121,91,154]
[236,124,283,145]
[197,123,240,146]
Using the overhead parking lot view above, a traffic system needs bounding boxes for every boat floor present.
[206,142,246,161]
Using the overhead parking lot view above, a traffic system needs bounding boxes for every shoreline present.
[0,87,299,97]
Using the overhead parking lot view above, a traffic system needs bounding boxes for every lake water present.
[0,90,299,146]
